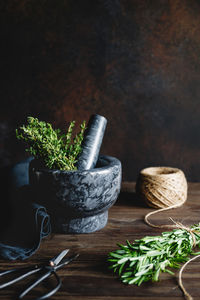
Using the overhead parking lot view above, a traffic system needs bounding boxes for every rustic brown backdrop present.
[0,0,199,181]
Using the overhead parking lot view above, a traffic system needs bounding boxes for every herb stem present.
[108,224,200,286]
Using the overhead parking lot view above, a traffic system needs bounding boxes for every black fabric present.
[0,158,51,260]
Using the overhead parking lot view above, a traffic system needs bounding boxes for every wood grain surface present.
[0,182,200,299]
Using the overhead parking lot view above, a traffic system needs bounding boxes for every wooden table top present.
[1,182,200,300]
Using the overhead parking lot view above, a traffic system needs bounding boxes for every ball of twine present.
[137,166,188,209]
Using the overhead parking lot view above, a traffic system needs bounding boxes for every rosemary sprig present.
[16,116,86,171]
[108,224,200,286]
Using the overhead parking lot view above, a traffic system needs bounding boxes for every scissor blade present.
[50,249,69,266]
[54,253,79,271]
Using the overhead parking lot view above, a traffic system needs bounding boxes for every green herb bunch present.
[16,116,86,171]
[108,224,200,286]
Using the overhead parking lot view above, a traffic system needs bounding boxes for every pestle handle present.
[76,114,107,170]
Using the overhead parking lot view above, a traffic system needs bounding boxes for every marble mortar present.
[29,155,122,233]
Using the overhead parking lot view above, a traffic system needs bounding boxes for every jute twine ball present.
[136,167,188,208]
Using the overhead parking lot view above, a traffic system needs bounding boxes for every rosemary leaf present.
[108,224,200,285]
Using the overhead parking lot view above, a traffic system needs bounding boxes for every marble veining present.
[29,155,121,233]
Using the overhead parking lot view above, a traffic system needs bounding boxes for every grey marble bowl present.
[29,155,122,233]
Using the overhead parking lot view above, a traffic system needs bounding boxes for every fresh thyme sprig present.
[108,224,200,286]
[16,116,86,171]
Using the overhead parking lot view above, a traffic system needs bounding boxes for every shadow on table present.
[116,190,146,208]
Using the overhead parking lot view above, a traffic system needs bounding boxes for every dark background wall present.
[0,0,199,181]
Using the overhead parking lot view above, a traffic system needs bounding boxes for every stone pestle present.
[76,114,107,170]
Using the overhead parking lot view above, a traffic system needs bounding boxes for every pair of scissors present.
[0,249,79,299]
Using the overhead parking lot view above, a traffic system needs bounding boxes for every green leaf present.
[118,257,129,264]
[16,117,86,171]
[108,224,200,286]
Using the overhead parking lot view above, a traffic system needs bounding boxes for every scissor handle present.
[19,267,61,299]
[34,271,61,300]
[0,266,42,289]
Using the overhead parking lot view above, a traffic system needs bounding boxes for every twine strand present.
[169,217,197,247]
[144,203,184,229]
[178,255,200,300]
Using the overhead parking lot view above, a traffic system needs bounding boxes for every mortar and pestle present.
[29,115,122,233]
